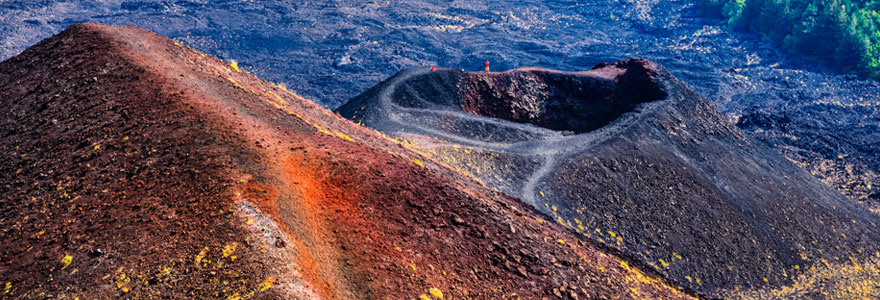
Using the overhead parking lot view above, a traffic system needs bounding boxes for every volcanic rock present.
[0,24,695,300]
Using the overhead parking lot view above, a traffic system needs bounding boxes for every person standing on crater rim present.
[485,60,490,72]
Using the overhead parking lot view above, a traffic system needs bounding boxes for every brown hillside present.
[0,24,695,300]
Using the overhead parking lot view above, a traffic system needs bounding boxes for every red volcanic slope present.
[0,24,695,300]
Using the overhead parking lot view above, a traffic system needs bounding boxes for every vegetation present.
[700,0,880,79]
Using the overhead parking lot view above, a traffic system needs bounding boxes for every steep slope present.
[0,24,696,299]
[337,61,880,298]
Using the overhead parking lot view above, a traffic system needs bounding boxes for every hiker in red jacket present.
[485,60,490,72]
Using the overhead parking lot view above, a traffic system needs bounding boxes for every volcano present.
[338,60,880,298]
[0,24,700,299]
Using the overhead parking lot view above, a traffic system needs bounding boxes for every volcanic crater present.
[338,58,880,298]
[388,59,667,134]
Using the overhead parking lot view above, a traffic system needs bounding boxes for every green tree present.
[700,0,880,79]
[723,0,748,28]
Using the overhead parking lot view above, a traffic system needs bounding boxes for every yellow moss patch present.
[722,255,880,299]
[115,271,131,290]
[195,247,210,266]
[412,158,424,167]
[61,254,73,269]
[259,276,276,291]
[222,243,237,258]
[429,287,444,299]
[333,131,352,141]
[226,77,245,90]
[619,260,630,270]
[229,60,241,72]
[158,266,171,279]
[659,258,670,268]
[267,91,288,104]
